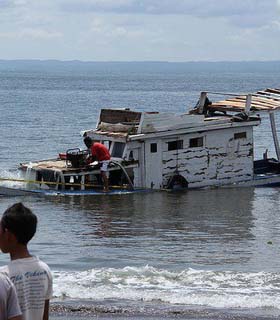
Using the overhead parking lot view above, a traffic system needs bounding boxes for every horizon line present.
[0,59,280,64]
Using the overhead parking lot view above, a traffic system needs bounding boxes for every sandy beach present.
[49,302,280,320]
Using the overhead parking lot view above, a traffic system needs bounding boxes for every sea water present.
[0,61,280,319]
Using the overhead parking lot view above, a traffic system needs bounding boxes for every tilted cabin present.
[82,91,269,189]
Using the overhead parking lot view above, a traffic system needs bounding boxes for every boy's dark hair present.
[1,202,37,245]
[84,136,93,149]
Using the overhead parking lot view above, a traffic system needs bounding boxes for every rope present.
[0,177,130,190]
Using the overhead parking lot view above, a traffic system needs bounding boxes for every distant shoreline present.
[1,59,280,73]
[1,59,280,63]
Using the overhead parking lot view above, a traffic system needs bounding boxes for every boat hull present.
[0,185,148,196]
[1,173,280,196]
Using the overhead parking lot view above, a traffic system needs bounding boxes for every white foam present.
[0,165,40,190]
[0,169,25,188]
[52,266,280,309]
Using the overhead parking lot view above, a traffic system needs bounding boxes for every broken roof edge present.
[202,88,280,113]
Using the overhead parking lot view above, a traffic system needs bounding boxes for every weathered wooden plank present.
[265,88,280,94]
[100,109,141,124]
[257,90,280,96]
[256,91,280,102]
[210,101,275,110]
[208,88,280,112]
[212,98,279,108]
[232,96,280,107]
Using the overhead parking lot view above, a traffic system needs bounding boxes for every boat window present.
[234,132,247,140]
[103,141,110,149]
[168,140,183,151]
[150,143,157,153]
[189,137,203,148]
[111,142,125,158]
[129,151,134,160]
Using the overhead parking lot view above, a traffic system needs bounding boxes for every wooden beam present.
[197,92,207,114]
[269,111,280,161]
[245,94,252,114]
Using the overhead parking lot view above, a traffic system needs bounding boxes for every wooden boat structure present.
[1,88,280,196]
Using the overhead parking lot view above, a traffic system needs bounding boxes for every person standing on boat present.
[84,136,111,192]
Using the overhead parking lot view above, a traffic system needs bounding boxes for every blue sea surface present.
[1,61,280,319]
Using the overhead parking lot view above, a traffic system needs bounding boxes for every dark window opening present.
[150,143,157,153]
[111,142,125,158]
[234,132,247,140]
[128,151,134,160]
[168,140,183,151]
[189,137,203,148]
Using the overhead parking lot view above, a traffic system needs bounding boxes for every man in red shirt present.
[84,136,110,192]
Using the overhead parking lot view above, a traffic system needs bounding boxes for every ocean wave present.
[0,168,26,188]
[52,266,280,309]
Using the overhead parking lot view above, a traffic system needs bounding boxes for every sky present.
[0,0,280,62]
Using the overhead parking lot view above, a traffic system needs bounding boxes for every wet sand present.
[49,303,280,320]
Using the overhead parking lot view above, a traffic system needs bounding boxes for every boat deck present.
[20,158,138,174]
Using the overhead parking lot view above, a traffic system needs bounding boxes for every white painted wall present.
[126,123,255,189]
[160,126,254,188]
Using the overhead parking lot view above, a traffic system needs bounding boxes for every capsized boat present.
[1,88,280,196]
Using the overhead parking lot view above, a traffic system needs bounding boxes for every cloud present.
[0,28,63,40]
[0,0,13,8]
[20,28,63,39]
[58,0,279,29]
[59,0,275,16]
[88,16,150,38]
[2,1,279,30]
[0,0,28,7]
[0,0,279,61]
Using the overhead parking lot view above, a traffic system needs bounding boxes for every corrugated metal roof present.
[208,88,280,112]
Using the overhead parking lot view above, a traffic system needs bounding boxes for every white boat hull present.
[0,185,148,196]
[1,173,280,196]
